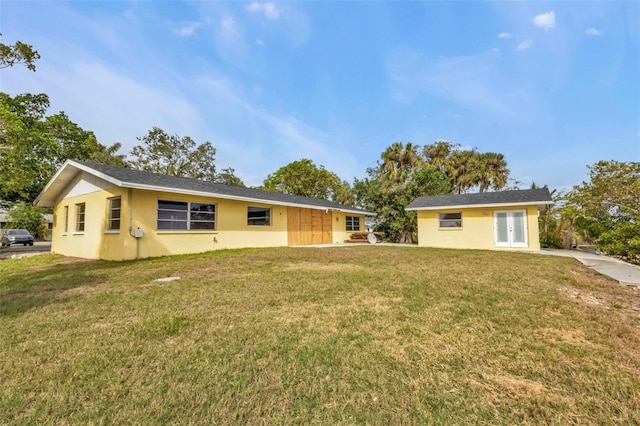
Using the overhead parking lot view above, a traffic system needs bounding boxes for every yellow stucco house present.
[406,188,552,251]
[35,160,373,260]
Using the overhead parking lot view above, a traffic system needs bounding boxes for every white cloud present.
[517,40,533,51]
[585,27,603,36]
[533,11,556,30]
[246,2,281,20]
[174,22,200,37]
[213,14,265,73]
[256,38,265,46]
[220,16,238,39]
[498,32,512,39]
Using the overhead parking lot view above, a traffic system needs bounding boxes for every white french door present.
[494,210,528,248]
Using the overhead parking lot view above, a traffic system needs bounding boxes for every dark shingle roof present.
[72,161,370,214]
[406,188,553,210]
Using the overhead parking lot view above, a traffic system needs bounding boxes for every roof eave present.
[405,200,553,211]
[34,160,125,208]
[121,182,373,214]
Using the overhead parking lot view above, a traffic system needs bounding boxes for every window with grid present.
[108,197,121,231]
[438,212,462,228]
[346,216,360,231]
[75,203,85,232]
[247,207,270,226]
[157,200,216,230]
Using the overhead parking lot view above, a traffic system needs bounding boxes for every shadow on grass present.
[0,249,259,318]
[0,256,134,317]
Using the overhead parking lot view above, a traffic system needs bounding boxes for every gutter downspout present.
[127,189,140,259]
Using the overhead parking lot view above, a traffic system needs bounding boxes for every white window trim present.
[75,203,86,233]
[107,196,121,231]
[438,212,463,229]
[346,216,360,232]
[157,199,217,231]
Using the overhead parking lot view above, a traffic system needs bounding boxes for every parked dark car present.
[1,229,35,246]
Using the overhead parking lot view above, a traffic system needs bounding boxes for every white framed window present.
[107,197,121,231]
[439,212,462,228]
[346,216,360,231]
[63,206,69,233]
[157,200,216,230]
[248,207,271,226]
[75,203,85,232]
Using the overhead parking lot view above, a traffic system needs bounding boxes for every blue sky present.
[2,1,638,190]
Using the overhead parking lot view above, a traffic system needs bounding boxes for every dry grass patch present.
[1,246,639,424]
[282,261,364,273]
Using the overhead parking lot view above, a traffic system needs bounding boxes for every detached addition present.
[35,161,372,260]
[406,188,552,251]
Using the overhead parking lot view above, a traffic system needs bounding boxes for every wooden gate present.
[287,207,332,245]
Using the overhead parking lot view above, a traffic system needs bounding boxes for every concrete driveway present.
[539,248,640,287]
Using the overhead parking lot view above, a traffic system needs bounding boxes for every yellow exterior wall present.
[51,182,367,260]
[333,212,366,243]
[51,187,128,260]
[131,189,289,260]
[416,206,541,251]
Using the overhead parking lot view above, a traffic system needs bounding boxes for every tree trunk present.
[399,230,413,244]
[563,224,574,250]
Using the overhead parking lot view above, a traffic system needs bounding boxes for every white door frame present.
[494,210,528,248]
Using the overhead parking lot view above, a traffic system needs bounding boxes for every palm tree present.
[423,140,456,172]
[380,142,422,183]
[445,149,480,194]
[476,152,509,193]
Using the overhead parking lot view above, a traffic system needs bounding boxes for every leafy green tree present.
[572,160,639,218]
[214,167,245,187]
[0,95,57,202]
[0,93,121,203]
[0,33,41,71]
[332,179,356,206]
[130,127,217,181]
[355,142,451,244]
[568,160,640,261]
[262,159,353,203]
[598,221,640,262]
[89,142,130,168]
[6,202,47,238]
[44,111,104,162]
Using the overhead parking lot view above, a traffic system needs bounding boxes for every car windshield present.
[8,230,30,235]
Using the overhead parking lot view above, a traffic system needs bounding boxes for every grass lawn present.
[1,246,639,424]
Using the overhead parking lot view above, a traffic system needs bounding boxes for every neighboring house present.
[406,188,553,251]
[0,211,53,240]
[35,160,374,260]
